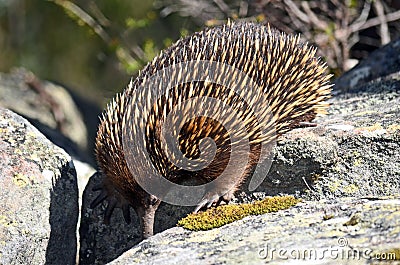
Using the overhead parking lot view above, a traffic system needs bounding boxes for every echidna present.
[91,22,331,239]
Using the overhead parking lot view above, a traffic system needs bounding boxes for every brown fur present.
[91,21,332,239]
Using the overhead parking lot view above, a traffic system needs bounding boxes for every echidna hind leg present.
[90,172,132,224]
[194,189,236,213]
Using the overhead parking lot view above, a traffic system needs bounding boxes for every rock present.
[0,108,79,264]
[334,37,400,92]
[109,196,400,265]
[306,71,400,200]
[0,68,101,164]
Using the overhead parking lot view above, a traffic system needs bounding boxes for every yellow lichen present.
[0,216,7,226]
[356,123,383,132]
[323,214,334,220]
[29,153,40,162]
[177,196,300,231]
[354,110,376,116]
[353,158,362,167]
[387,124,400,133]
[343,213,361,226]
[372,248,400,261]
[390,248,400,260]
[343,183,359,194]
[14,148,23,155]
[0,216,16,228]
[12,173,30,187]
[186,230,220,242]
[328,179,341,192]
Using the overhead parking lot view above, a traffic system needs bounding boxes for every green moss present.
[177,196,300,231]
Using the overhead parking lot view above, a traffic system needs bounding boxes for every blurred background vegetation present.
[1,0,400,107]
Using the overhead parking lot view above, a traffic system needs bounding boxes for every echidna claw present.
[104,197,117,225]
[90,189,108,209]
[90,176,132,225]
[194,200,207,213]
[122,204,131,224]
[194,194,225,213]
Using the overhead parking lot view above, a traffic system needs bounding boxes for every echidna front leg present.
[91,172,161,239]
[135,196,161,239]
